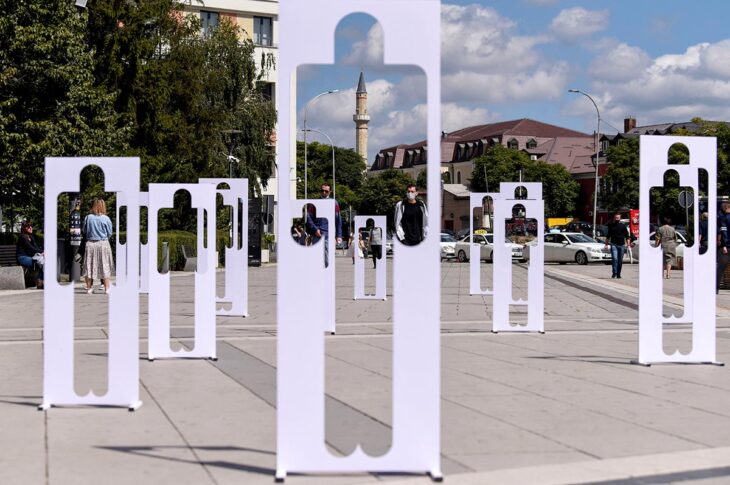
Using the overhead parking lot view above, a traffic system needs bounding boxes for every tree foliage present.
[600,138,640,213]
[0,0,129,227]
[358,169,414,232]
[470,144,580,217]
[295,141,366,209]
[87,1,277,197]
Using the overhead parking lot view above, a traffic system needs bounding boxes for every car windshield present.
[441,234,456,242]
[567,234,596,243]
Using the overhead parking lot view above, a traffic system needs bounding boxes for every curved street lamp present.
[569,89,601,238]
[303,90,339,199]
[302,128,336,199]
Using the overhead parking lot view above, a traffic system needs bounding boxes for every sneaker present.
[86,287,93,294]
[611,274,616,279]
[617,275,622,279]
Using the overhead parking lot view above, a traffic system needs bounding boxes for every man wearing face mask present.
[394,184,428,246]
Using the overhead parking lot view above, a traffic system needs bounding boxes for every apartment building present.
[181,0,285,205]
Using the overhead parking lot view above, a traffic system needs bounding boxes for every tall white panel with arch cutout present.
[275,0,441,480]
[139,192,150,294]
[354,215,387,300]
[493,182,544,333]
[638,135,717,364]
[199,178,249,317]
[147,183,217,360]
[469,192,500,295]
[41,157,141,410]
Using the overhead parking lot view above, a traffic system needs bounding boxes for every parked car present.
[629,231,686,262]
[455,227,471,240]
[454,234,525,263]
[440,233,457,260]
[385,236,394,255]
[524,232,611,265]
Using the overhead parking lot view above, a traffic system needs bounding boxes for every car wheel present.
[575,251,588,265]
[489,252,494,263]
[457,250,468,263]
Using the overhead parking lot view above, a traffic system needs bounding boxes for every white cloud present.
[441,103,495,132]
[583,40,730,130]
[443,63,570,104]
[523,0,558,5]
[441,4,549,74]
[589,43,652,82]
[549,7,609,43]
[342,23,383,66]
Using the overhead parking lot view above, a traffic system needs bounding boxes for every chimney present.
[624,117,637,133]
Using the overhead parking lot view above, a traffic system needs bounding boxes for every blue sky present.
[296,1,730,163]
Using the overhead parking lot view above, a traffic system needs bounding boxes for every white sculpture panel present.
[139,192,150,294]
[147,183,217,360]
[199,178,249,317]
[638,135,717,364]
[275,0,441,480]
[492,183,544,333]
[469,192,500,295]
[354,216,387,300]
[41,157,141,410]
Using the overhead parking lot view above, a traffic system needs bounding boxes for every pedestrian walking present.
[16,220,44,289]
[655,217,678,279]
[604,212,630,279]
[394,184,428,246]
[305,182,342,267]
[82,198,115,294]
[717,202,730,293]
[369,223,383,268]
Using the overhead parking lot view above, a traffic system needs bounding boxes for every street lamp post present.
[569,89,601,238]
[303,90,338,199]
[302,128,336,199]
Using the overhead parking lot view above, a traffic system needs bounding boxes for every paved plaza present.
[3,256,730,484]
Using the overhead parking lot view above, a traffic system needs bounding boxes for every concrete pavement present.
[3,257,730,484]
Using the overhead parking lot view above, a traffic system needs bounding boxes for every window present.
[200,11,219,37]
[258,82,275,101]
[526,138,537,149]
[507,138,519,150]
[254,16,273,46]
[457,171,461,184]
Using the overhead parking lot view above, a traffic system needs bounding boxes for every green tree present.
[601,138,640,212]
[87,1,276,201]
[295,141,366,209]
[470,145,580,217]
[358,169,414,232]
[0,0,129,229]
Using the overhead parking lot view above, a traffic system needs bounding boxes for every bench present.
[181,244,197,272]
[0,245,26,290]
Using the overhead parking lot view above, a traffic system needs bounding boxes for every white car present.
[440,233,457,260]
[454,233,525,263]
[628,231,686,262]
[524,232,611,265]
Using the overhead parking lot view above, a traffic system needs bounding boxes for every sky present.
[296,0,730,164]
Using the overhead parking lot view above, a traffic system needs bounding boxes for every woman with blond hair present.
[82,198,115,294]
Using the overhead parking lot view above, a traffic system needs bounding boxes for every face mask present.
[407,192,416,201]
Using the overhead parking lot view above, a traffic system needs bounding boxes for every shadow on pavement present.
[97,445,276,475]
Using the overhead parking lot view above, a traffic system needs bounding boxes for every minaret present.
[353,71,370,164]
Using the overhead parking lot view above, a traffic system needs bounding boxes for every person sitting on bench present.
[16,220,44,289]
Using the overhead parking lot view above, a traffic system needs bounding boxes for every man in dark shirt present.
[305,182,342,268]
[604,212,630,279]
[394,184,428,246]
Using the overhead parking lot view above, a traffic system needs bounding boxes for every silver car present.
[454,234,525,263]
[628,231,686,262]
[524,232,611,265]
